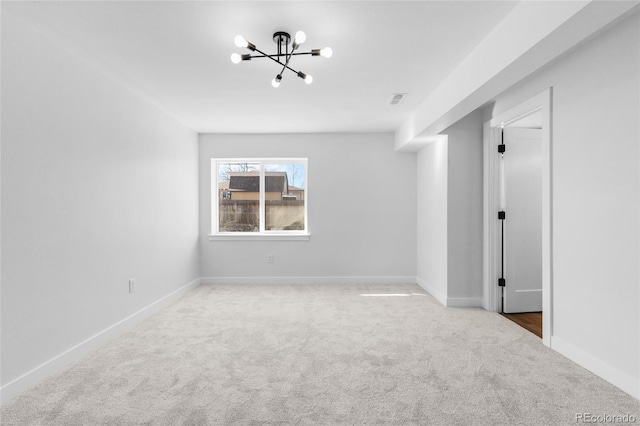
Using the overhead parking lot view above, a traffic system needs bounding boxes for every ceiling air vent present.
[388,93,407,106]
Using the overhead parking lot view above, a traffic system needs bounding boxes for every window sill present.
[209,233,310,241]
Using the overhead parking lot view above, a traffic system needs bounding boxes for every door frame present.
[482,88,553,347]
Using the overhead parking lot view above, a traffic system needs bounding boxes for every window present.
[211,158,308,240]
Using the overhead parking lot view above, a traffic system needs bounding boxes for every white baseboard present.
[200,276,417,285]
[415,278,483,308]
[416,277,447,306]
[551,336,639,400]
[0,278,201,404]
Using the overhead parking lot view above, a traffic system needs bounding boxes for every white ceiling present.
[3,1,519,134]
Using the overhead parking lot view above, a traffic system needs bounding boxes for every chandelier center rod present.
[272,31,291,46]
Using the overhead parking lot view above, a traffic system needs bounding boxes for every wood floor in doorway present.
[501,312,542,338]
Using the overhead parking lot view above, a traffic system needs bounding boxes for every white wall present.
[416,138,448,304]
[1,12,200,399]
[445,110,484,305]
[416,110,484,307]
[487,11,640,397]
[199,133,416,282]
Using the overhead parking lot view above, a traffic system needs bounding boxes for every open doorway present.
[500,120,543,338]
[483,88,552,347]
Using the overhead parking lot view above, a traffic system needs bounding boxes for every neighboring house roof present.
[220,171,289,193]
[288,185,304,191]
[225,172,285,177]
[230,176,286,192]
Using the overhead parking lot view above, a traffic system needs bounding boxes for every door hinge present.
[498,211,506,220]
[498,278,506,287]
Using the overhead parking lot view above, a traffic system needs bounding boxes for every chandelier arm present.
[251,47,288,67]
[286,38,290,64]
[248,50,301,76]
[248,52,315,59]
[248,47,304,76]
[276,62,303,77]
[284,44,295,69]
[282,63,302,75]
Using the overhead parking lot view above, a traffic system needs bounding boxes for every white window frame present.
[210,158,309,241]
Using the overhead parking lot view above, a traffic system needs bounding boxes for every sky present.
[217,161,306,189]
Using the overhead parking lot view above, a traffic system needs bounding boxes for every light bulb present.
[272,75,282,88]
[294,31,306,45]
[230,53,241,64]
[320,47,333,58]
[297,71,313,84]
[234,35,248,48]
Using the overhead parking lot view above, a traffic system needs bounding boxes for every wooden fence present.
[219,200,304,231]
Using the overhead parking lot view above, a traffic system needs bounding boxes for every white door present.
[502,128,543,313]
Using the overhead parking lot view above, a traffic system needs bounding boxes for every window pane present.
[217,162,260,232]
[264,163,306,231]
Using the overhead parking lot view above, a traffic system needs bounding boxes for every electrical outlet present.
[129,279,136,293]
[267,254,273,263]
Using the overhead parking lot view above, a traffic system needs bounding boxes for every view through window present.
[213,159,307,234]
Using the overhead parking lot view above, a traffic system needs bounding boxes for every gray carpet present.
[2,283,639,425]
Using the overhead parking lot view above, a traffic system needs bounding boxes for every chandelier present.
[230,31,332,87]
